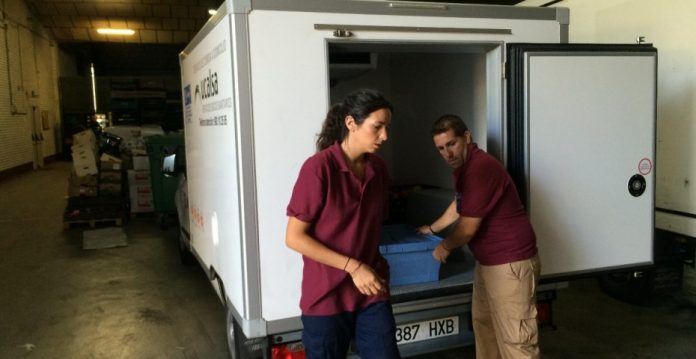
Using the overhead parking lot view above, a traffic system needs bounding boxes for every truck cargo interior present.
[328,41,502,298]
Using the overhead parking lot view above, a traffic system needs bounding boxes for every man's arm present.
[432,215,482,263]
[417,199,460,235]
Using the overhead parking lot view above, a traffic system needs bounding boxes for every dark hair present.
[316,89,393,151]
[431,114,469,137]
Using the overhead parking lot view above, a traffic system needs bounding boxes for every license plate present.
[395,316,459,345]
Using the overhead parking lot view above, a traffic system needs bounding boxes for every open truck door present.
[506,44,657,279]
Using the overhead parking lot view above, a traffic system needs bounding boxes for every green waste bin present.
[144,133,185,216]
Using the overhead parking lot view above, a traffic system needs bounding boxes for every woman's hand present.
[349,262,386,296]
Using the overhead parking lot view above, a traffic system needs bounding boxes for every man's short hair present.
[432,114,469,137]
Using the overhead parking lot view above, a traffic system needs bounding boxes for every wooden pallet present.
[63,217,123,230]
[66,195,125,207]
[129,211,155,219]
[63,195,126,230]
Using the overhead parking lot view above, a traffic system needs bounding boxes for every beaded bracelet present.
[349,262,363,276]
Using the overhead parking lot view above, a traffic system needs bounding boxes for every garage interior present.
[2,163,694,358]
[1,0,695,358]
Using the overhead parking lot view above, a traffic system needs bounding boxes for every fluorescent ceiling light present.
[208,9,217,16]
[97,28,135,36]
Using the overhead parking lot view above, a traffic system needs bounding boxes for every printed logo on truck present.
[183,85,192,124]
[198,69,218,100]
[184,84,191,105]
[190,39,233,128]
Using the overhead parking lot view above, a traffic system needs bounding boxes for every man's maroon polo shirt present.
[455,143,537,266]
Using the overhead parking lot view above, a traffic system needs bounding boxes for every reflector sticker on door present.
[638,158,652,175]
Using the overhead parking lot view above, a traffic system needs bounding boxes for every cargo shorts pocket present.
[501,302,538,346]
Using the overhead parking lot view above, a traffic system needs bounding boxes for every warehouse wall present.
[0,0,62,172]
[518,0,696,215]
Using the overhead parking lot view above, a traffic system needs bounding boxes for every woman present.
[285,89,400,359]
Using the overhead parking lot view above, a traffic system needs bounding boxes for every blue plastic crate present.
[380,224,442,286]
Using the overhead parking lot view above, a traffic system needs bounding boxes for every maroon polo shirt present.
[287,142,390,315]
[455,143,537,266]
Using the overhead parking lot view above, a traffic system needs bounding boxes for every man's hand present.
[417,225,433,235]
[432,242,452,263]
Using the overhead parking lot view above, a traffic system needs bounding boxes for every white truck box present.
[178,1,656,357]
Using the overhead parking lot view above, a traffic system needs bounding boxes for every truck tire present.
[178,227,196,266]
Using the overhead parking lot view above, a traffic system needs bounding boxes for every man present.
[418,114,541,359]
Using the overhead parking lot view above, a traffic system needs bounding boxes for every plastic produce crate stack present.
[128,159,154,215]
[380,224,443,286]
[98,154,124,197]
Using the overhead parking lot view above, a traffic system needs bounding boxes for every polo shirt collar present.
[328,141,377,183]
[453,143,479,177]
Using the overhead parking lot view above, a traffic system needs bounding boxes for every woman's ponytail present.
[316,104,347,151]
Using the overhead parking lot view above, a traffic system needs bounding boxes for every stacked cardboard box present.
[71,148,97,177]
[99,154,124,197]
[128,159,153,213]
[63,131,130,229]
[67,171,98,197]
[71,130,98,177]
[67,130,99,197]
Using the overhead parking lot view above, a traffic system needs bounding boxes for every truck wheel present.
[178,227,196,266]
[226,304,239,359]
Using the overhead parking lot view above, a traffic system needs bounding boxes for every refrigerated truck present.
[177,0,656,357]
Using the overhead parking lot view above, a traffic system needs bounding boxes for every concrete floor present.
[0,162,227,358]
[1,161,695,358]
